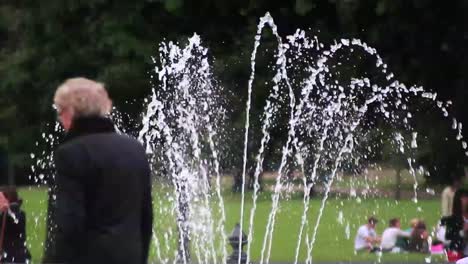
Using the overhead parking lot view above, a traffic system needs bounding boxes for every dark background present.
[0,0,467,185]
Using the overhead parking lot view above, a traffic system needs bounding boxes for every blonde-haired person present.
[394,218,420,250]
[409,218,419,230]
[44,78,153,264]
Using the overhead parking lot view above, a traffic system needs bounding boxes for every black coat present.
[443,216,465,251]
[0,203,31,263]
[44,116,153,264]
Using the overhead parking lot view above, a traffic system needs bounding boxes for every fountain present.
[29,12,466,264]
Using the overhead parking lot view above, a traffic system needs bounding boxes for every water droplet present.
[426,188,435,195]
[337,211,344,225]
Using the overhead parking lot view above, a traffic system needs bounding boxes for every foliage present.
[0,0,467,184]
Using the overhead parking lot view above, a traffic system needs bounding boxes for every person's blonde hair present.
[410,218,420,228]
[54,77,112,117]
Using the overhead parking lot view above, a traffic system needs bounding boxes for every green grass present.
[18,185,445,263]
[333,167,428,191]
[18,186,48,263]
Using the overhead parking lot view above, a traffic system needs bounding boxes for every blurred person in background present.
[445,189,468,261]
[380,218,411,252]
[0,186,31,263]
[407,220,429,253]
[355,216,381,252]
[441,170,464,217]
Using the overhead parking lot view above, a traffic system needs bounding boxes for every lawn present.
[18,185,445,263]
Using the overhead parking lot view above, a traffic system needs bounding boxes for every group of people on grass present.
[354,216,429,254]
[354,174,468,263]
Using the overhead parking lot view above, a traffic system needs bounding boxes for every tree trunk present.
[7,159,14,185]
[395,168,402,200]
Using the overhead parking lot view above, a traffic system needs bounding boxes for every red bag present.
[447,250,463,262]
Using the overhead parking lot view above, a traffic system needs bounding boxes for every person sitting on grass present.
[0,186,31,263]
[408,218,420,232]
[407,220,429,253]
[354,216,381,252]
[395,218,419,250]
[380,218,411,252]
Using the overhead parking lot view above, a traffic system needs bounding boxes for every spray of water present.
[26,12,468,264]
[139,34,227,264]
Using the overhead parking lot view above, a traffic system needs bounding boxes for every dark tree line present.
[0,0,467,184]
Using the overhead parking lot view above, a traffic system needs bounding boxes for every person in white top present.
[355,216,381,251]
[442,177,462,217]
[380,218,411,251]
